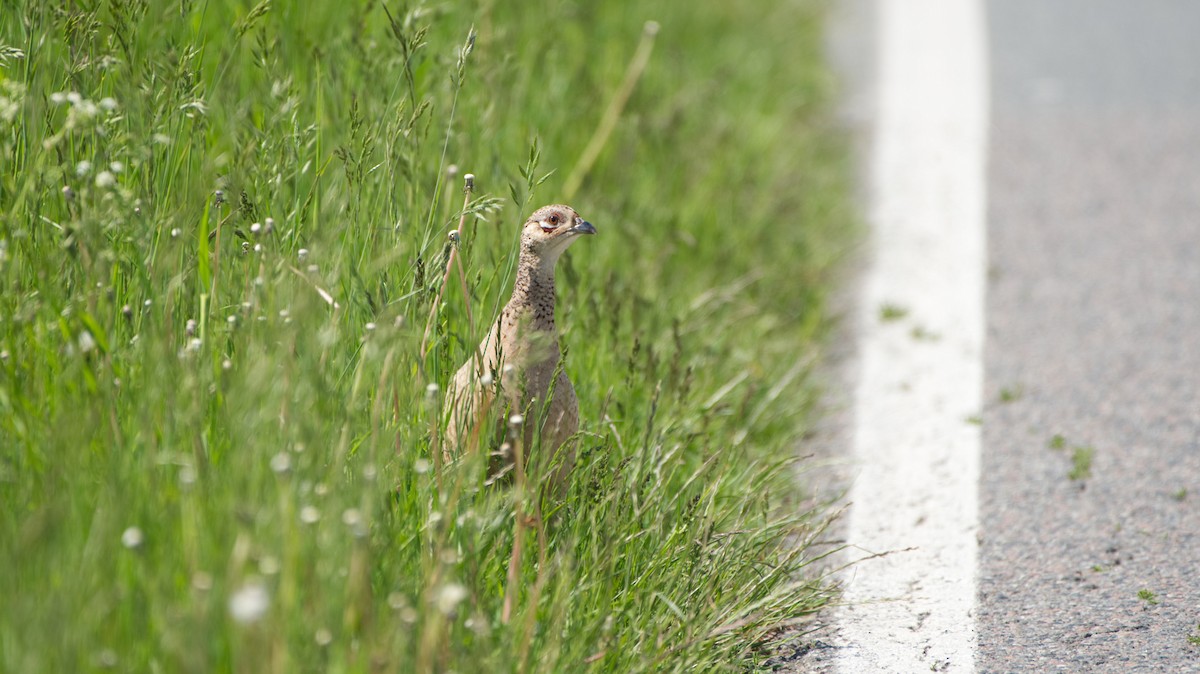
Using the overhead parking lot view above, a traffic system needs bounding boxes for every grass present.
[1068,446,1095,481]
[0,1,852,672]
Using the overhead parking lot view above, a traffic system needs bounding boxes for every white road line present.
[835,1,988,672]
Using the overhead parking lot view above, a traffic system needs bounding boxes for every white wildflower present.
[121,526,144,549]
[300,506,320,524]
[228,581,270,624]
[434,583,468,615]
[269,452,291,474]
[95,171,116,188]
[314,627,333,646]
[78,331,96,354]
[75,160,92,176]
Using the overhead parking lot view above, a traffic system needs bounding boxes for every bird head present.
[519,204,596,265]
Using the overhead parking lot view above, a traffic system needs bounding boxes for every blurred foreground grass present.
[0,1,852,671]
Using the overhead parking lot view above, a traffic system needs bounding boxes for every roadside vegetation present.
[0,1,851,671]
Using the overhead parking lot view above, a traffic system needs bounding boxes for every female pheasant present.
[443,204,596,489]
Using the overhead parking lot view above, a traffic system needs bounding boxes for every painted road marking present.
[835,0,988,672]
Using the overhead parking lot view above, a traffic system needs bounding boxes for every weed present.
[879,302,909,322]
[1138,589,1159,606]
[998,385,1023,403]
[1069,446,1095,481]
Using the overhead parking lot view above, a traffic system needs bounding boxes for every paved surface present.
[785,1,1200,672]
[980,1,1200,671]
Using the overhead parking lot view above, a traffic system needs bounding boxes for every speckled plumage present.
[444,204,595,489]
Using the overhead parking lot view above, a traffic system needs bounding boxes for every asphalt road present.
[785,1,1200,671]
[980,1,1200,671]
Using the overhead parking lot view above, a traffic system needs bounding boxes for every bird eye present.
[548,214,560,225]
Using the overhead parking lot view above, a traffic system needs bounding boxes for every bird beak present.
[571,219,597,236]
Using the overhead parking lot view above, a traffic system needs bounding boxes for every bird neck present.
[507,251,560,331]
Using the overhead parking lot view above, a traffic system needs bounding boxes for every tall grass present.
[0,1,852,671]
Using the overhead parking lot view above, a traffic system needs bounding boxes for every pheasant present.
[443,204,596,489]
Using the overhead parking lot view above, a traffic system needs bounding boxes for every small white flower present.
[95,171,116,188]
[341,508,362,527]
[179,466,197,486]
[99,97,118,111]
[50,91,68,105]
[186,319,197,336]
[188,338,202,351]
[109,160,124,173]
[414,459,431,474]
[425,382,439,395]
[364,322,376,331]
[314,627,333,646]
[434,583,468,615]
[300,506,320,524]
[480,372,493,387]
[509,414,524,427]
[121,526,144,549]
[222,359,232,370]
[226,314,237,325]
[170,228,181,238]
[297,248,309,261]
[229,581,270,624]
[269,452,291,474]
[75,160,92,176]
[264,217,275,233]
[78,331,96,354]
[66,92,82,105]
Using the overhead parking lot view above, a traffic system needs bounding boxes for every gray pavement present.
[981,1,1200,671]
[787,1,1200,671]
